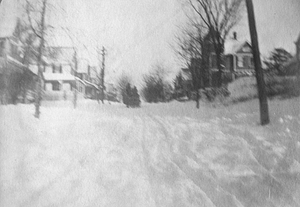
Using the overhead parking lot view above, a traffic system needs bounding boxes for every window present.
[11,44,18,57]
[52,82,60,91]
[237,56,243,67]
[209,54,217,68]
[250,57,254,67]
[243,56,248,68]
[52,64,61,73]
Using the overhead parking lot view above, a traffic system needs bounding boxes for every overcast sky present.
[59,0,300,83]
[2,0,300,84]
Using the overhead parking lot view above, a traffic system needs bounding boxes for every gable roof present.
[224,39,252,55]
[0,0,19,38]
[43,73,76,82]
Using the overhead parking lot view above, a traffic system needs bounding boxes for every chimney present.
[233,32,237,40]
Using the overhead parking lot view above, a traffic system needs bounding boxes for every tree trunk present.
[73,52,78,109]
[196,89,199,109]
[295,42,300,78]
[216,46,223,88]
[34,0,47,118]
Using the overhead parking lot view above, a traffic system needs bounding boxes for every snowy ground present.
[1,98,300,207]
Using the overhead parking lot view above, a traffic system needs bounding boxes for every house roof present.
[43,73,76,81]
[224,39,251,55]
[28,64,39,75]
[0,0,19,38]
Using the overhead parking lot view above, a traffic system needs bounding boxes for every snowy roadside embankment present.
[0,98,300,207]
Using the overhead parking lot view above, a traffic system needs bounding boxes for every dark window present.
[250,57,254,67]
[11,43,18,57]
[243,56,248,68]
[0,41,4,57]
[52,65,61,73]
[52,82,60,91]
[210,54,217,68]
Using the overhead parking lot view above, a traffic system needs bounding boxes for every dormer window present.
[242,46,251,53]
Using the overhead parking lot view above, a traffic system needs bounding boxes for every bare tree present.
[175,23,202,68]
[59,28,80,108]
[174,20,205,108]
[263,48,293,76]
[116,73,132,100]
[25,0,49,118]
[187,0,243,87]
[141,64,172,103]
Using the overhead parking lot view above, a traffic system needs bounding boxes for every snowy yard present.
[1,98,300,207]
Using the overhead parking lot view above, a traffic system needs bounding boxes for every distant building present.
[224,34,255,76]
[0,3,31,103]
[29,47,100,100]
[76,62,99,99]
[284,33,300,76]
[206,32,254,76]
[40,47,76,92]
[179,32,255,90]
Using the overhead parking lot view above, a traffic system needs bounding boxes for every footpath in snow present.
[0,98,300,207]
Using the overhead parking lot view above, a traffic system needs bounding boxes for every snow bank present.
[1,97,300,207]
[228,77,257,102]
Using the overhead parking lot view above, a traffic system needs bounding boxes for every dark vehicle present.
[123,84,141,107]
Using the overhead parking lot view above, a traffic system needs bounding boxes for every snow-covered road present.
[1,99,300,207]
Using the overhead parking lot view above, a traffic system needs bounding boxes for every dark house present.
[202,32,255,86]
[177,32,255,94]
[0,3,30,103]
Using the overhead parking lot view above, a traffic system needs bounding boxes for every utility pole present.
[245,0,270,125]
[100,46,106,104]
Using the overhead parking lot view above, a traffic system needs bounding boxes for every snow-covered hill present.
[0,98,299,207]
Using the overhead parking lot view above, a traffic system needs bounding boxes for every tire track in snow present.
[219,124,300,207]
[138,116,160,207]
[143,113,244,207]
